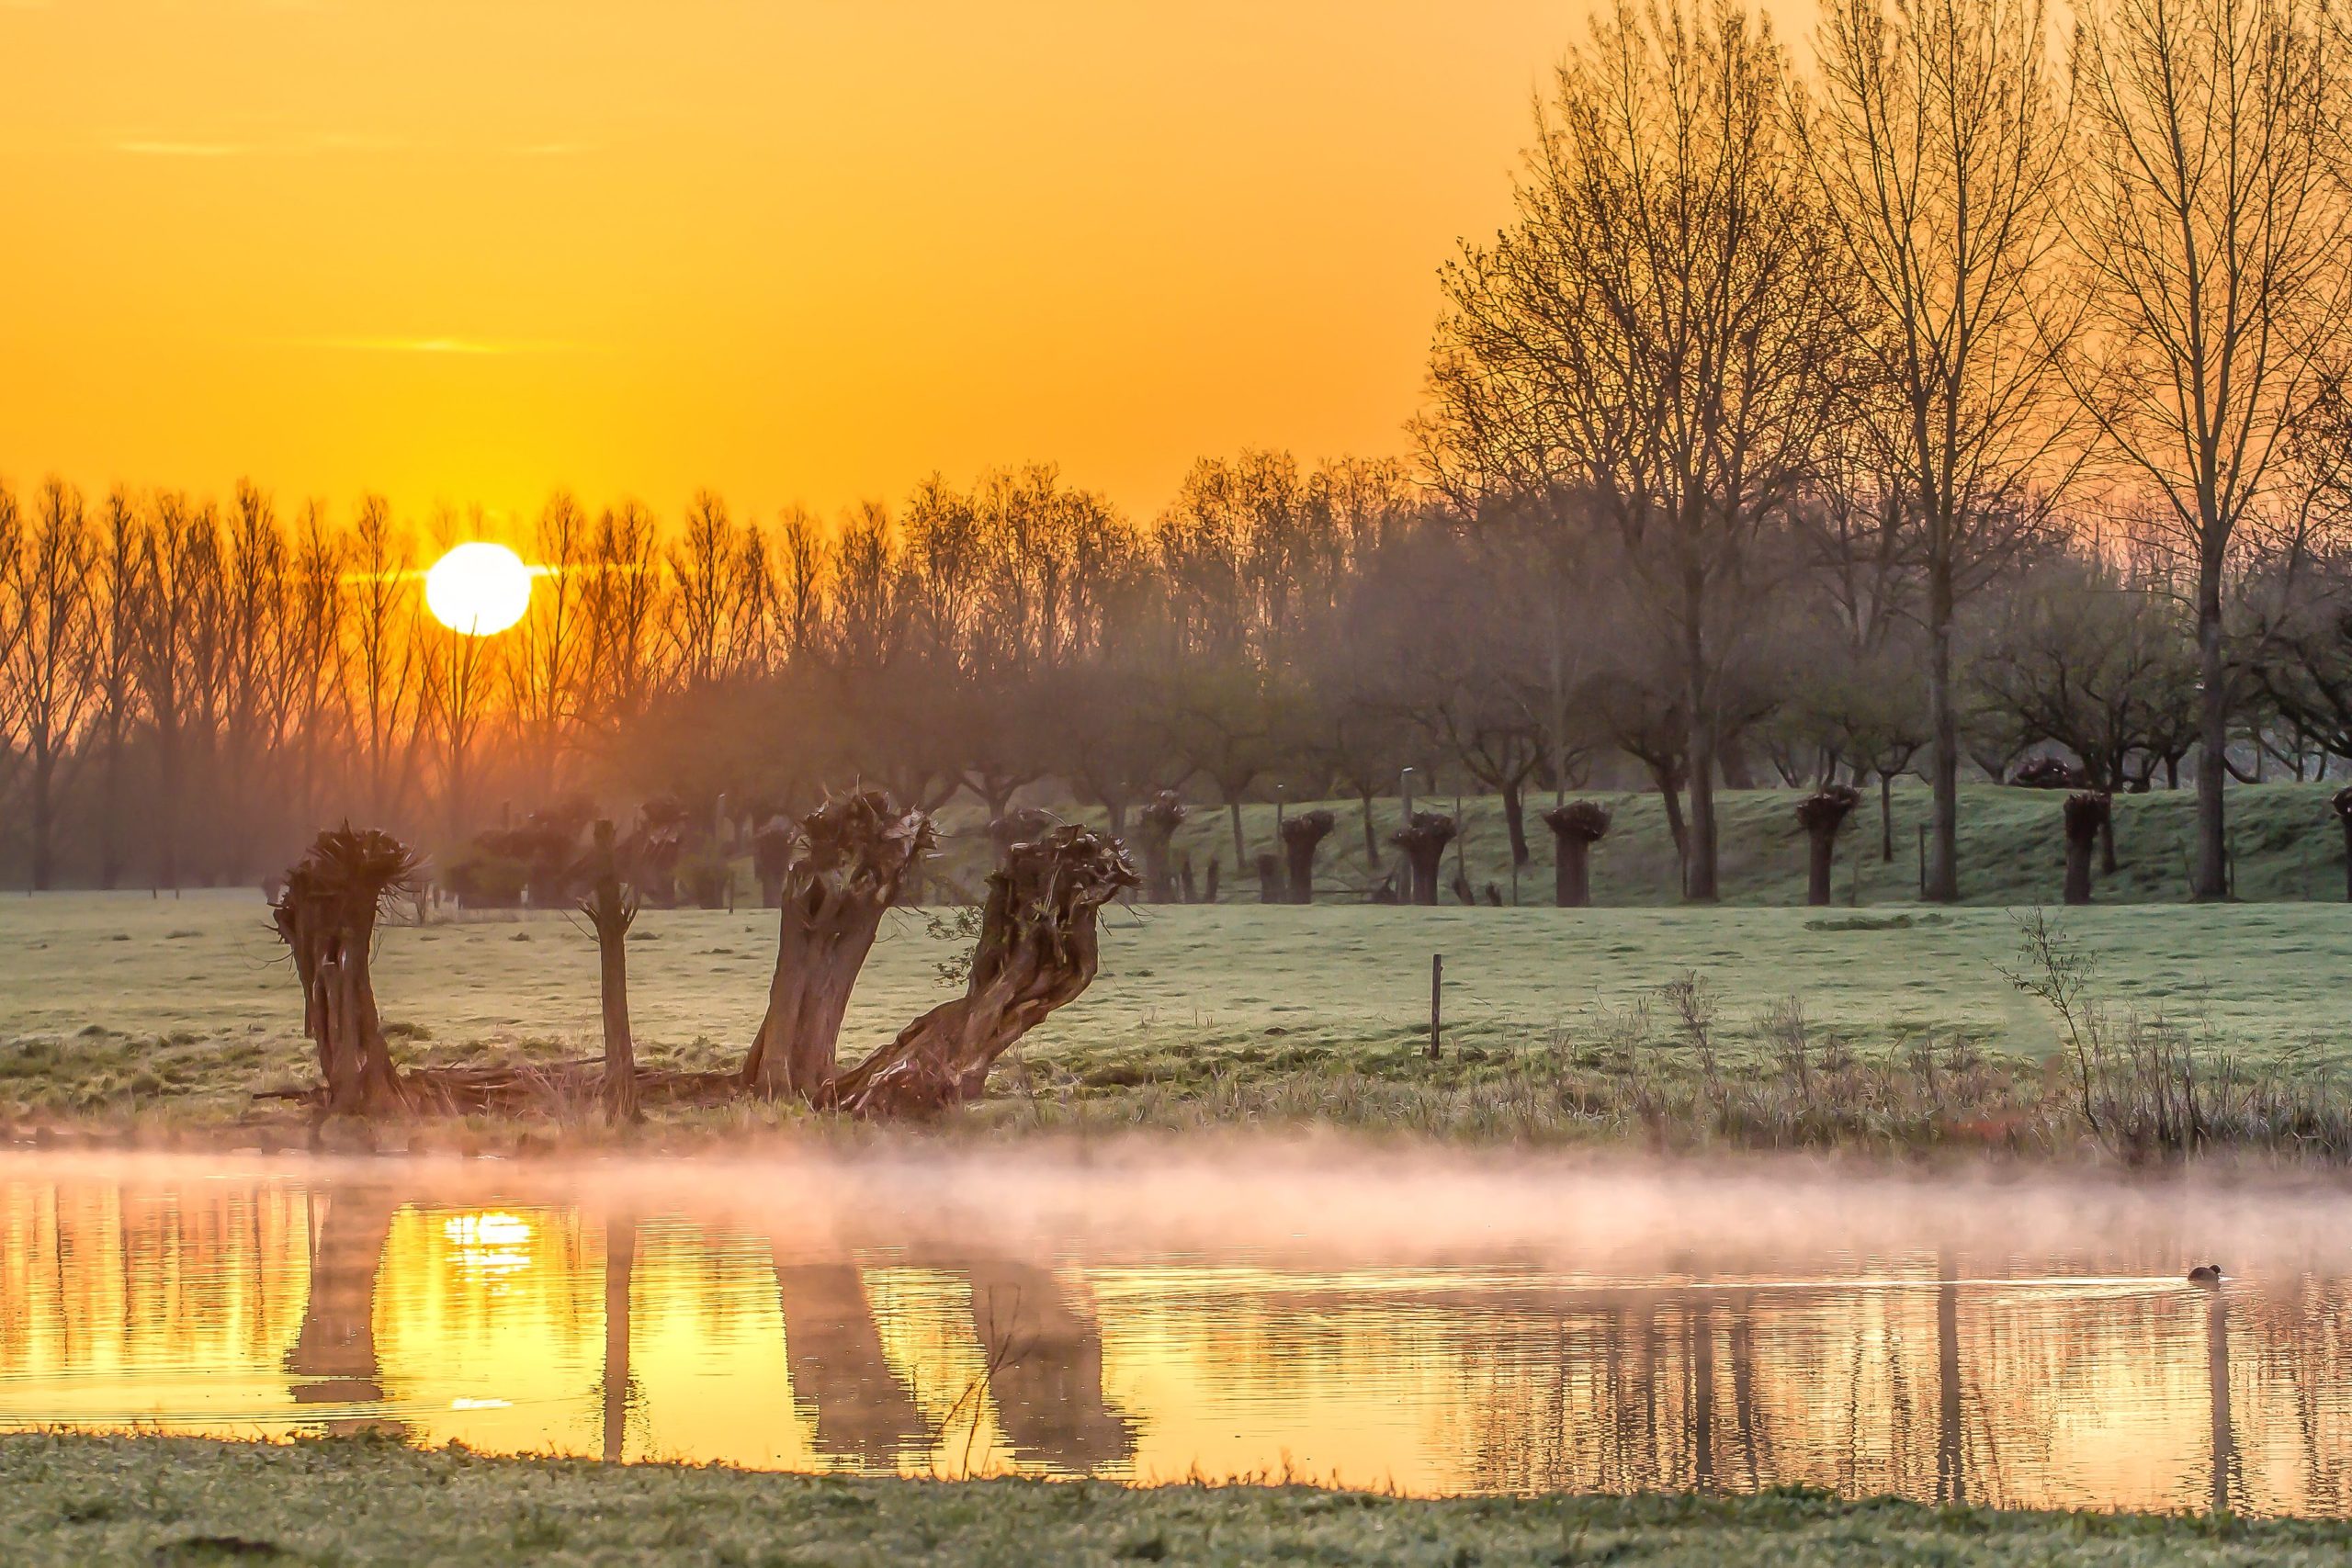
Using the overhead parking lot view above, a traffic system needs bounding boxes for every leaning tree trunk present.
[1795,785,1860,908]
[741,791,935,1101]
[831,826,1137,1119]
[1542,801,1611,908]
[2063,792,2109,908]
[271,826,422,1115]
[582,819,640,1125]
[1280,809,1336,905]
[2334,786,2352,903]
[1389,812,1457,907]
[1136,791,1187,905]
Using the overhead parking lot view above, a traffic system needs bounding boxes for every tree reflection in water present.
[283,1184,402,1437]
[6,1158,2352,1515]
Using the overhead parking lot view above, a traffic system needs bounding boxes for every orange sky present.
[0,1,1594,525]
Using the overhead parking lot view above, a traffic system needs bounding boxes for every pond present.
[4,1145,2348,1514]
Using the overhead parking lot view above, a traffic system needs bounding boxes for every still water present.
[4,1146,2350,1514]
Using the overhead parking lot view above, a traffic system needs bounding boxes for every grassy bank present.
[4,892,2348,1156]
[9,1434,2352,1567]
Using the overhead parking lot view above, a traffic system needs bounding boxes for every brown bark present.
[582,819,640,1124]
[742,790,935,1101]
[1136,790,1186,904]
[271,825,420,1115]
[1254,852,1283,903]
[831,824,1137,1118]
[1279,808,1336,904]
[1543,801,1611,908]
[1794,785,1860,908]
[2063,791,2109,907]
[1388,812,1457,906]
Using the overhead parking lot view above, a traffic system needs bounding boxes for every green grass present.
[922,779,2352,908]
[7,1433,2352,1566]
[4,881,2348,1153]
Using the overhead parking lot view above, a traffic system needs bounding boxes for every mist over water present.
[6,1141,2351,1512]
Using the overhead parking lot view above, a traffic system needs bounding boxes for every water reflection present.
[4,1153,2352,1514]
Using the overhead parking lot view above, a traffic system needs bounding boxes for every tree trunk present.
[1228,799,1246,868]
[1543,802,1610,908]
[1280,810,1336,905]
[2334,788,2352,902]
[831,826,1136,1118]
[742,791,934,1101]
[98,721,125,889]
[1879,772,1894,864]
[1926,563,1961,902]
[1359,792,1380,865]
[1137,792,1186,905]
[1686,714,1720,903]
[1500,779,1531,866]
[1795,787,1859,908]
[273,827,420,1116]
[585,820,639,1125]
[1255,852,1283,903]
[28,749,57,892]
[1390,813,1456,907]
[1558,837,1589,907]
[2064,792,2109,907]
[2191,570,2229,900]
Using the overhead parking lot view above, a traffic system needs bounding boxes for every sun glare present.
[424,542,534,636]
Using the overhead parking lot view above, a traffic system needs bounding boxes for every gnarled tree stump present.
[1389,812,1457,907]
[831,825,1137,1118]
[1254,852,1283,904]
[1542,801,1611,908]
[741,791,936,1100]
[271,826,422,1115]
[1794,785,1861,908]
[2334,786,2352,904]
[2063,791,2110,906]
[1279,809,1336,905]
[1136,791,1187,904]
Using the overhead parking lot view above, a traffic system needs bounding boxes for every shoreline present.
[7,1433,2352,1566]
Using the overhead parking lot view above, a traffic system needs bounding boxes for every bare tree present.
[507,491,592,797]
[88,490,144,886]
[342,495,424,825]
[1800,0,2078,900]
[1430,0,1852,899]
[2066,0,2350,897]
[0,479,96,887]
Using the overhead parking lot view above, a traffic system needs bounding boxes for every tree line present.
[4,0,2351,898]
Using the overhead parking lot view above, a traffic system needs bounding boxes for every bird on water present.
[2188,1264,2222,1286]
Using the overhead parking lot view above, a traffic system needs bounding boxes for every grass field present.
[7,1433,2349,1567]
[3,875,2347,1153]
[918,779,2352,908]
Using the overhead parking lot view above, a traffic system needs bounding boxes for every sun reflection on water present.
[4,1157,2351,1517]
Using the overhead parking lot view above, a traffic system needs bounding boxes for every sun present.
[424,542,534,636]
